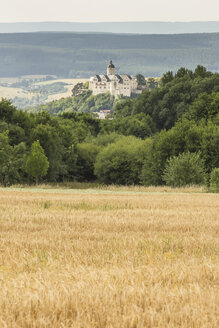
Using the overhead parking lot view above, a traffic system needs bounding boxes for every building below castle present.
[89,61,138,98]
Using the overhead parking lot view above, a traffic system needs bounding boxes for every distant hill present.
[0,32,219,77]
[1,21,219,34]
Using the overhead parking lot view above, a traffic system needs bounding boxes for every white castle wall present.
[89,62,138,98]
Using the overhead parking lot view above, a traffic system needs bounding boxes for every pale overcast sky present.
[1,0,219,23]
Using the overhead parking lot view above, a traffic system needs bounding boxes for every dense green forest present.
[0,65,219,188]
[0,32,219,77]
[34,90,115,116]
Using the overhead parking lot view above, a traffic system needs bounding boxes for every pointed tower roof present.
[108,60,115,68]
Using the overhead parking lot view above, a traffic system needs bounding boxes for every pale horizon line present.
[1,20,219,24]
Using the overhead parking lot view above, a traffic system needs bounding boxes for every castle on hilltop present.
[89,61,138,98]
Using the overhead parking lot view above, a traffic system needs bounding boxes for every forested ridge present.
[0,32,219,77]
[0,66,219,188]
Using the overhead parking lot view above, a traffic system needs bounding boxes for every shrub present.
[94,136,145,185]
[209,168,219,192]
[162,152,206,187]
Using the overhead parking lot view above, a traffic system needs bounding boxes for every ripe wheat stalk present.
[0,189,218,327]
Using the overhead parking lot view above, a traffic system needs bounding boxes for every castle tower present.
[107,60,115,75]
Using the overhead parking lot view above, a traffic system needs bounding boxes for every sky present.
[1,0,219,23]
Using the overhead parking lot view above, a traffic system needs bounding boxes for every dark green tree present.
[175,67,193,79]
[62,144,78,181]
[76,143,101,181]
[0,99,16,122]
[194,65,212,78]
[188,92,219,122]
[113,113,156,139]
[162,152,206,187]
[31,124,65,181]
[0,132,13,186]
[210,168,219,192]
[113,98,134,118]
[161,71,174,84]
[94,137,146,185]
[140,119,203,186]
[136,74,146,86]
[25,140,49,184]
[72,83,85,97]
[0,132,27,186]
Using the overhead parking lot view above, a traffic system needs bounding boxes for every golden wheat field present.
[0,187,218,328]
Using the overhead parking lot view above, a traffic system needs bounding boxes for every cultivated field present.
[0,86,35,99]
[0,188,218,327]
[44,79,88,102]
[36,78,88,86]
[0,78,89,105]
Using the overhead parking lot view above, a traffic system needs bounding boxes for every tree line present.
[0,66,219,189]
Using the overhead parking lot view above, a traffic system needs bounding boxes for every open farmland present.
[0,78,89,108]
[41,79,88,102]
[0,85,35,99]
[0,188,218,327]
[35,78,88,86]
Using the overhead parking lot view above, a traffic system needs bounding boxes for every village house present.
[89,61,138,98]
[93,110,111,119]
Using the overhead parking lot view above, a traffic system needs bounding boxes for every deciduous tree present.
[25,140,49,184]
[162,152,206,187]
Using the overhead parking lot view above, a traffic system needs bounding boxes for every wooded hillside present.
[0,66,218,188]
[0,32,219,77]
